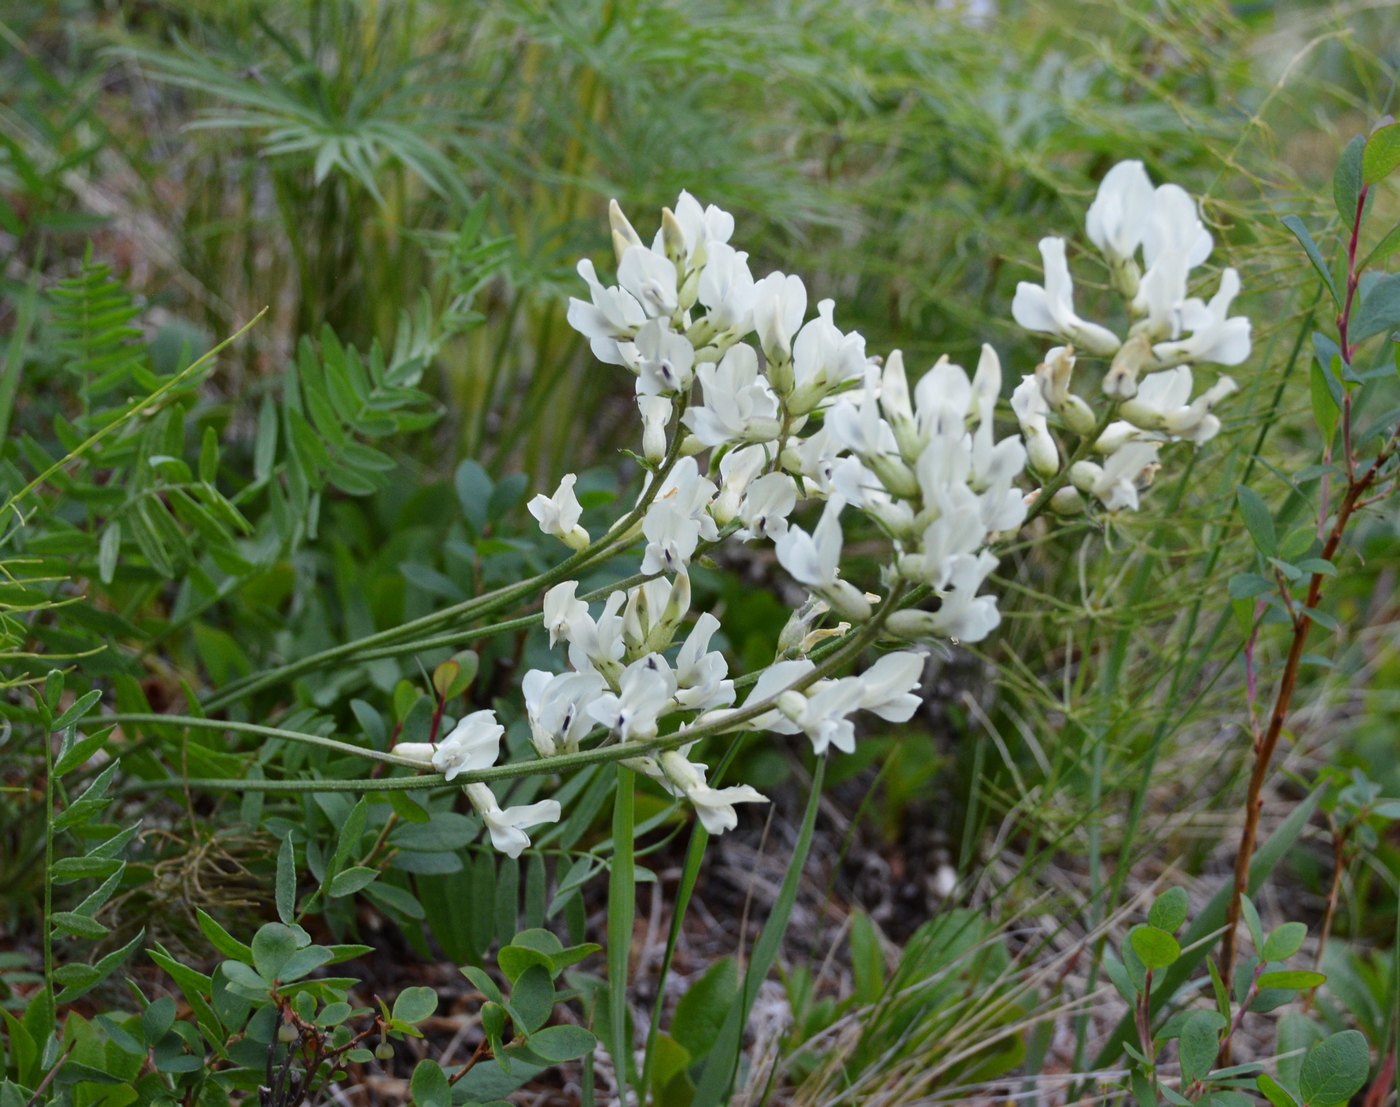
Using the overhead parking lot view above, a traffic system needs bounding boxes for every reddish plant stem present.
[1220,452,1388,989]
[1221,178,1381,991]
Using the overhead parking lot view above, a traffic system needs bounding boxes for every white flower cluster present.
[395,173,1249,855]
[1010,161,1249,514]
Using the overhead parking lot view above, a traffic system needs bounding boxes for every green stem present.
[607,766,636,1105]
[123,585,907,796]
[202,432,685,711]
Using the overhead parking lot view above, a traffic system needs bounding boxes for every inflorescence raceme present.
[395,165,1250,853]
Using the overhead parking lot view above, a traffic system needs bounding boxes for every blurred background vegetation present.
[5,0,1400,1100]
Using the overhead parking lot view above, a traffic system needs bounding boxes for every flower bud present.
[1068,460,1103,494]
[375,1041,395,1061]
[645,574,691,654]
[1049,486,1085,515]
[823,580,873,623]
[1024,426,1060,479]
[278,1023,299,1044]
[868,455,920,500]
[777,690,808,723]
[660,207,687,266]
[1103,332,1153,399]
[776,597,828,657]
[609,199,643,264]
[1057,394,1098,436]
[392,742,437,767]
[881,350,921,463]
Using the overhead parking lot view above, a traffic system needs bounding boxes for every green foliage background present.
[4,0,1400,1102]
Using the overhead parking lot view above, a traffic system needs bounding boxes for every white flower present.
[712,444,768,524]
[587,654,678,742]
[523,669,607,757]
[966,345,1027,494]
[542,581,588,649]
[674,613,735,711]
[1070,440,1160,511]
[655,191,735,271]
[567,258,645,367]
[1012,375,1059,478]
[1012,238,1122,357]
[696,241,756,336]
[752,271,808,368]
[788,299,867,411]
[1142,184,1213,272]
[1152,268,1251,368]
[527,473,590,551]
[431,710,504,781]
[774,498,872,622]
[638,394,673,464]
[465,782,561,859]
[640,457,720,575]
[887,551,1001,644]
[855,652,924,721]
[654,750,766,835]
[779,678,865,755]
[617,244,680,319]
[738,472,798,541]
[566,590,628,680]
[1120,367,1237,445]
[635,320,695,396]
[1086,161,1155,266]
[722,658,816,732]
[682,344,783,448]
[623,576,687,656]
[1033,346,1097,434]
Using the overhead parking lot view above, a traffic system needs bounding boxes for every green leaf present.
[196,908,254,963]
[1310,362,1340,444]
[51,911,110,940]
[1179,1010,1226,1086]
[328,867,380,898]
[363,880,425,920]
[523,1025,596,1064]
[53,727,110,777]
[1256,1072,1300,1107]
[392,986,438,1025]
[409,1058,451,1107]
[510,965,554,1034]
[51,690,102,733]
[98,522,121,584]
[1349,271,1400,343]
[1260,922,1308,962]
[673,956,737,1062]
[1092,791,1320,1070]
[1280,216,1340,307]
[276,833,296,923]
[50,856,121,884]
[251,922,305,981]
[1241,895,1266,954]
[1149,888,1189,934]
[1363,122,1400,186]
[277,945,334,982]
[1256,970,1326,991]
[1298,1030,1370,1106]
[141,997,176,1044]
[1237,487,1276,557]
[51,926,139,1004]
[53,762,119,830]
[1334,134,1366,223]
[1129,925,1181,970]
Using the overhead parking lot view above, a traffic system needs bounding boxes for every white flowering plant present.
[21,124,1400,1105]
